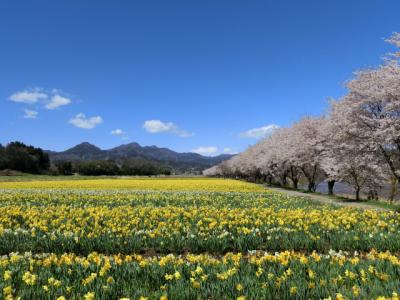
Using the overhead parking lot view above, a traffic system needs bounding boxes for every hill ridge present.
[47,142,234,173]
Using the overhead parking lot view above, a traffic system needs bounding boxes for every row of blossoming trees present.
[204,33,400,201]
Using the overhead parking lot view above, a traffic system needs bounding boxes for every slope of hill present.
[47,142,234,173]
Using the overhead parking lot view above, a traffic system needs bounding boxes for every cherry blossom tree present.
[329,33,400,188]
[204,33,399,201]
[287,117,326,192]
[321,108,387,200]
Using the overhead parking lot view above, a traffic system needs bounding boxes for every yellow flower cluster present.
[0,250,399,299]
[0,177,399,299]
[0,178,266,192]
[0,189,397,254]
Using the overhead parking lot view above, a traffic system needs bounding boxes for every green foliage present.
[0,141,50,174]
[75,160,120,176]
[120,158,171,176]
[74,158,171,176]
[55,161,73,175]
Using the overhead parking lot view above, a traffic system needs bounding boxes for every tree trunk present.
[379,145,400,183]
[289,166,299,190]
[281,175,287,187]
[355,187,360,201]
[293,179,298,189]
[389,176,398,204]
[301,165,317,193]
[308,182,316,192]
[327,180,335,195]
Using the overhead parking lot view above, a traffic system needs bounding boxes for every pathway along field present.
[0,178,399,299]
[264,185,392,211]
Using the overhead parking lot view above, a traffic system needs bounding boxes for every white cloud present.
[45,94,72,110]
[192,146,219,156]
[143,120,193,137]
[111,128,129,140]
[9,88,72,111]
[111,129,125,136]
[239,124,279,139]
[223,147,238,154]
[23,109,38,119]
[69,113,103,129]
[9,89,48,104]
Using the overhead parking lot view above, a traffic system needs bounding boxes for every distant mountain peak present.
[111,142,141,150]
[74,142,98,148]
[66,142,102,152]
[47,141,235,173]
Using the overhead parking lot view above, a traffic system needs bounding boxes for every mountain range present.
[46,142,234,173]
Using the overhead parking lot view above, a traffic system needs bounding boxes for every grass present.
[324,193,400,210]
[342,198,400,210]
[265,183,400,211]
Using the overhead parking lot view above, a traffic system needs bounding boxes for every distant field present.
[0,174,200,182]
[0,178,399,299]
[0,175,103,182]
[0,177,265,193]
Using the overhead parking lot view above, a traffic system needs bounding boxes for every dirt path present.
[266,186,391,211]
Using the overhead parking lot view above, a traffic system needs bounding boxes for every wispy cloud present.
[9,87,72,111]
[23,109,38,119]
[143,120,174,133]
[239,124,279,139]
[9,88,48,104]
[45,94,72,110]
[222,147,238,154]
[110,128,125,136]
[69,113,103,129]
[192,146,218,156]
[110,128,129,140]
[143,120,193,137]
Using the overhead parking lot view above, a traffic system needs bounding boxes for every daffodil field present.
[0,178,399,299]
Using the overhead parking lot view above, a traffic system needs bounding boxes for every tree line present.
[0,142,50,173]
[204,33,400,201]
[70,158,171,176]
[0,142,171,176]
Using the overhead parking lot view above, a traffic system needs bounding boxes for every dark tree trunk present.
[292,179,298,189]
[389,176,398,204]
[289,166,299,190]
[328,180,335,195]
[308,182,316,192]
[379,145,400,182]
[262,175,267,183]
[301,165,318,193]
[355,187,360,201]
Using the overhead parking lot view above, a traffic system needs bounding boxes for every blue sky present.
[1,1,399,155]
